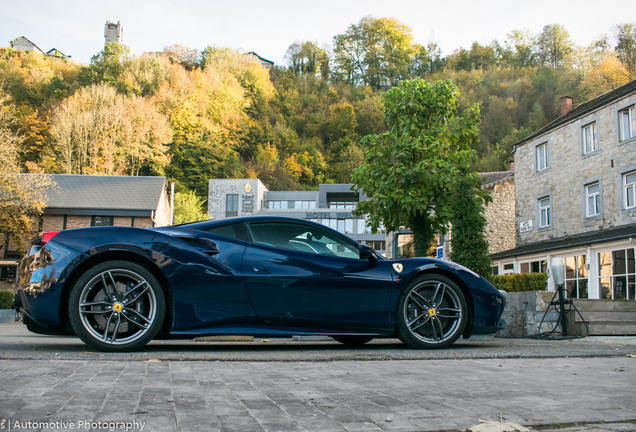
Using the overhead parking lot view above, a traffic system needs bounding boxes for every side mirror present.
[359,244,373,259]
[359,244,377,268]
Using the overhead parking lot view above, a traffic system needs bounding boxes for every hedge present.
[487,273,549,293]
[0,291,14,309]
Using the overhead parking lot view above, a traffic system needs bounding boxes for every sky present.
[2,0,635,65]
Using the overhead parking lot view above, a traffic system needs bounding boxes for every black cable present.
[537,285,589,340]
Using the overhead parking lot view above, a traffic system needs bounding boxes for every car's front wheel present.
[68,261,165,352]
[396,274,467,349]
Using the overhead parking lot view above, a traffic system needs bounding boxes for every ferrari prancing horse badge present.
[392,263,403,273]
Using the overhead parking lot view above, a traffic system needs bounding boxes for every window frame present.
[581,121,599,156]
[537,196,551,229]
[623,170,636,210]
[536,142,549,172]
[585,181,601,218]
[618,104,635,143]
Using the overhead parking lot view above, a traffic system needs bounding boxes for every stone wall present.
[483,179,516,254]
[497,291,559,337]
[515,93,636,245]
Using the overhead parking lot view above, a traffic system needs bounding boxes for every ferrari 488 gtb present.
[16,216,506,352]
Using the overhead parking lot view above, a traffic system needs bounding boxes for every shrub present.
[0,291,14,309]
[487,273,549,293]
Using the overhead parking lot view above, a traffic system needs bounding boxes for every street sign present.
[519,220,533,233]
[436,246,443,259]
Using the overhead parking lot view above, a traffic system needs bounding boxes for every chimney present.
[510,162,515,174]
[560,96,573,116]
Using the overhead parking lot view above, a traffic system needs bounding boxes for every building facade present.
[104,21,123,45]
[491,80,636,300]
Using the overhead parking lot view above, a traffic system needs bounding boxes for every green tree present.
[284,41,329,78]
[333,16,415,88]
[505,29,536,68]
[615,23,636,78]
[535,24,574,67]
[173,190,209,224]
[449,168,492,277]
[77,42,130,88]
[352,79,480,256]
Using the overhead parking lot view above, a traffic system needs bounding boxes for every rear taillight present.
[41,231,59,246]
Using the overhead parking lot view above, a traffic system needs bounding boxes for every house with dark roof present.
[38,175,172,232]
[245,51,274,69]
[0,175,173,288]
[491,79,636,303]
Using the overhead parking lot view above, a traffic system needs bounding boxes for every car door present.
[241,221,393,331]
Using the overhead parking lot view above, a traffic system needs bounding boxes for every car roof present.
[183,215,320,230]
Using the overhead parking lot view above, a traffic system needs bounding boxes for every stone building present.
[491,79,636,301]
[481,171,516,254]
[0,175,172,291]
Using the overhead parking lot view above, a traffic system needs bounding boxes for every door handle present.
[253,268,270,274]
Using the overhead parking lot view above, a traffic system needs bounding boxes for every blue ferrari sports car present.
[15,216,506,352]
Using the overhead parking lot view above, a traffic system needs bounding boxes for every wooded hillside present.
[1,19,634,198]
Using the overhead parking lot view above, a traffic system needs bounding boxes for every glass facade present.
[267,200,316,209]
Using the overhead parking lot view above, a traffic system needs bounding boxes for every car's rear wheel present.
[396,274,467,349]
[331,335,374,346]
[68,261,165,352]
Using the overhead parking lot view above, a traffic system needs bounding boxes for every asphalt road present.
[1,323,635,362]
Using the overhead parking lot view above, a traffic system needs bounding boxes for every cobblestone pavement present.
[1,323,636,362]
[1,323,635,432]
[0,356,634,432]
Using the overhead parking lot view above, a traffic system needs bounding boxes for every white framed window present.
[625,171,636,209]
[582,122,598,154]
[585,182,600,217]
[536,143,549,171]
[599,248,635,300]
[619,105,635,141]
[539,197,551,227]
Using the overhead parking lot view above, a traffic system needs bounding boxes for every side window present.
[248,222,359,259]
[536,142,549,171]
[203,223,250,242]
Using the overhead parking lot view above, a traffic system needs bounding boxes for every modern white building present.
[208,179,387,254]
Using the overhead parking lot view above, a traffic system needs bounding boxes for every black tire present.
[331,336,374,346]
[68,260,165,352]
[396,274,467,349]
